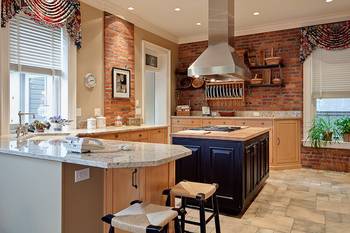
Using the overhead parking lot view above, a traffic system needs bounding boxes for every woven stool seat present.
[107,202,178,233]
[171,181,217,200]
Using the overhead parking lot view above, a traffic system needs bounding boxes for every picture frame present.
[112,67,130,99]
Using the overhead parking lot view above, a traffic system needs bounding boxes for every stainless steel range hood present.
[188,0,251,80]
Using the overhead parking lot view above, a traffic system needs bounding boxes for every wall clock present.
[84,73,97,88]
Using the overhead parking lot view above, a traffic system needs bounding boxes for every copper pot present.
[343,133,350,142]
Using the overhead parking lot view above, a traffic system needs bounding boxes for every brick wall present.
[301,146,350,172]
[104,13,135,125]
[177,28,303,111]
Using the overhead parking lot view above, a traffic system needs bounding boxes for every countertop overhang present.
[0,125,192,169]
[171,127,270,141]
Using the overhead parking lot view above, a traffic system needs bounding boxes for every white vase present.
[52,123,63,131]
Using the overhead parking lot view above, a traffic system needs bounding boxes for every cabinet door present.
[143,164,170,205]
[173,139,202,183]
[149,128,167,144]
[274,120,300,165]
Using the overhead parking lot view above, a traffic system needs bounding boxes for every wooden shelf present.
[206,97,244,101]
[247,83,284,88]
[249,64,283,70]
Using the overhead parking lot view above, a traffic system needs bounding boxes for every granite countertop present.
[171,127,270,141]
[74,125,168,136]
[0,125,192,169]
[171,115,302,120]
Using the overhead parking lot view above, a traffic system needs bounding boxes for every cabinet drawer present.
[202,119,236,126]
[172,118,202,127]
[89,133,129,141]
[248,120,273,128]
[172,126,189,133]
[129,131,149,141]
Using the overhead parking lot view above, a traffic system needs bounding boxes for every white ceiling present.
[81,0,350,44]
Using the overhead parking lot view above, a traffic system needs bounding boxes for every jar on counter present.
[87,117,97,130]
[96,116,106,129]
[115,116,123,127]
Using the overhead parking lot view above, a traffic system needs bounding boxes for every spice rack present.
[205,81,245,101]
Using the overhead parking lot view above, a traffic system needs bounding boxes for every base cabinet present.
[173,133,269,215]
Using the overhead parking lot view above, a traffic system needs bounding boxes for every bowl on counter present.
[218,111,235,117]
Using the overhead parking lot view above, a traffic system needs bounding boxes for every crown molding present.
[80,0,179,44]
[179,12,350,44]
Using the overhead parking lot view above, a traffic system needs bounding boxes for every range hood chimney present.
[188,0,251,80]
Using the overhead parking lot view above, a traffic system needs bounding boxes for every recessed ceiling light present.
[325,0,333,2]
[196,22,201,26]
[128,7,134,11]
[174,8,181,12]
[253,12,260,16]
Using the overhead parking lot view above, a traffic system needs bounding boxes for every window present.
[9,15,65,124]
[304,48,350,139]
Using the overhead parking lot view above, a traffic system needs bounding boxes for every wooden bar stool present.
[164,181,221,233]
[102,200,183,233]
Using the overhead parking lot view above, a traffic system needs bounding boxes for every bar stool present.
[164,181,221,233]
[102,200,183,233]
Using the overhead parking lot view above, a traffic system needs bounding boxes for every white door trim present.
[141,40,171,126]
[0,24,10,135]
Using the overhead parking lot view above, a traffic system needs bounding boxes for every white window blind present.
[9,15,63,76]
[311,48,350,98]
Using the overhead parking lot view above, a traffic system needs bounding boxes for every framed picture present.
[112,67,130,99]
[145,53,160,71]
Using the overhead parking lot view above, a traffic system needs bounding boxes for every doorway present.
[142,41,171,125]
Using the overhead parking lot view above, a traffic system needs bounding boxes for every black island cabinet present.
[172,132,269,215]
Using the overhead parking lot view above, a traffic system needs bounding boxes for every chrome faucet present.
[16,111,36,138]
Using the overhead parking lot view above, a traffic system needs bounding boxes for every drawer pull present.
[277,137,280,145]
[261,122,265,125]
[132,169,138,189]
[139,134,142,137]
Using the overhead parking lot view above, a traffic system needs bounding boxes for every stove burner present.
[190,126,241,132]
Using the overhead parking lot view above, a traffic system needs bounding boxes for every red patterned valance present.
[300,21,350,63]
[1,0,81,48]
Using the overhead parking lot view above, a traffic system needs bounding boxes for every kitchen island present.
[0,127,191,233]
[172,126,270,215]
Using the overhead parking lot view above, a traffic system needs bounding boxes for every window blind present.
[9,15,63,76]
[311,48,350,98]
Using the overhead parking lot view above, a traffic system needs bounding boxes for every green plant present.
[307,118,337,148]
[335,117,350,135]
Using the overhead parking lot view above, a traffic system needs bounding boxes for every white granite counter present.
[0,125,191,169]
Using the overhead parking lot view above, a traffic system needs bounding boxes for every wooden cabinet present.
[173,133,269,215]
[87,127,168,144]
[171,117,301,170]
[272,120,301,169]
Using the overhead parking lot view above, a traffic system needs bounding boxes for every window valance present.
[300,21,350,63]
[1,0,81,48]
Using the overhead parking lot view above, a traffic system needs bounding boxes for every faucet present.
[16,111,36,138]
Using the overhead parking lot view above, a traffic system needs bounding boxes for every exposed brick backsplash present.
[301,146,350,172]
[176,28,303,112]
[104,13,135,125]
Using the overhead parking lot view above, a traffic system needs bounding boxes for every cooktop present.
[190,126,242,132]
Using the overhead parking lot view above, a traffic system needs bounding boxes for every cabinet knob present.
[139,134,142,137]
[261,122,265,126]
[243,122,246,125]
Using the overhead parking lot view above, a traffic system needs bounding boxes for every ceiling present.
[81,0,350,44]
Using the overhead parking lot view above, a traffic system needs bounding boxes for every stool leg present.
[213,194,221,233]
[199,200,206,233]
[174,216,182,233]
[108,226,114,233]
[180,197,187,233]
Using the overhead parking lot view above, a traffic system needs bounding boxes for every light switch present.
[75,168,90,183]
[76,108,82,117]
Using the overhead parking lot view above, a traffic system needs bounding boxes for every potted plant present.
[307,118,337,148]
[335,117,350,142]
[32,120,49,133]
[49,115,72,131]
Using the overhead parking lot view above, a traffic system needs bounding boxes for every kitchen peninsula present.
[172,126,270,215]
[0,126,191,233]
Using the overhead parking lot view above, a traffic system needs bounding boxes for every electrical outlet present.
[75,168,90,183]
[76,108,82,117]
[94,108,101,117]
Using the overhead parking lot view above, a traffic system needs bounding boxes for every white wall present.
[0,154,62,233]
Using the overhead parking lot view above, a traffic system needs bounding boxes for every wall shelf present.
[249,64,284,70]
[247,83,284,88]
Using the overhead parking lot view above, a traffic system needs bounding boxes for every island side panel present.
[62,163,105,233]
[0,154,62,233]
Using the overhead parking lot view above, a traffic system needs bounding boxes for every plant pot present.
[323,131,333,141]
[35,128,45,133]
[343,133,350,142]
[52,123,63,131]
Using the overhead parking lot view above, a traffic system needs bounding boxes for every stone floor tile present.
[292,219,325,233]
[243,214,294,233]
[325,221,350,233]
[317,200,350,214]
[286,205,325,224]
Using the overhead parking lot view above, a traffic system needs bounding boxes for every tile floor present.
[184,169,350,233]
